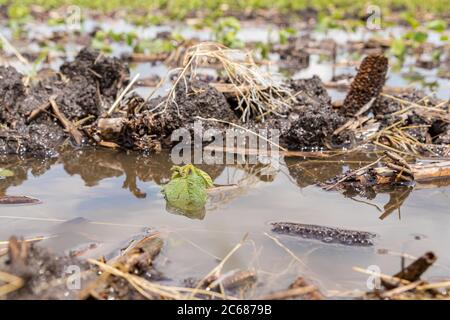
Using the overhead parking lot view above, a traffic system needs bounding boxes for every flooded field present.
[1,148,450,297]
[1,2,449,300]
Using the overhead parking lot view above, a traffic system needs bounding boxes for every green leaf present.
[163,175,207,217]
[192,167,214,188]
[162,164,213,218]
[7,5,29,20]
[412,31,428,43]
[427,20,447,33]
[401,13,420,29]
[390,39,406,60]
[0,168,14,178]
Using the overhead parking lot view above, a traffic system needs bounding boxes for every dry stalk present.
[264,233,307,268]
[190,233,249,298]
[154,42,293,121]
[87,258,235,300]
[196,116,287,151]
[106,73,140,116]
[0,32,29,65]
[0,271,24,297]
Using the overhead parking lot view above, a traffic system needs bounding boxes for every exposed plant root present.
[154,42,294,122]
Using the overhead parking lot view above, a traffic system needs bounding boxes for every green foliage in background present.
[212,17,243,48]
[2,0,449,20]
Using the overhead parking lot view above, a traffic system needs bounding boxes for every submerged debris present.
[260,276,324,300]
[363,251,449,300]
[84,233,164,300]
[271,222,376,246]
[382,252,437,289]
[198,269,258,296]
[324,151,450,197]
[0,195,41,205]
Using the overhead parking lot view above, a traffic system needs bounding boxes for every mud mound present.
[123,80,238,151]
[282,104,345,149]
[167,80,238,127]
[0,66,26,122]
[373,91,426,117]
[0,122,65,157]
[0,47,130,156]
[57,76,100,120]
[374,92,449,147]
[60,47,128,98]
[281,76,345,149]
[58,47,129,119]
[289,75,332,106]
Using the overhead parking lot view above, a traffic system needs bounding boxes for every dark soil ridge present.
[0,47,128,157]
[1,48,448,157]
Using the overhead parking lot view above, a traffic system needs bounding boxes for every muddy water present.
[1,148,450,296]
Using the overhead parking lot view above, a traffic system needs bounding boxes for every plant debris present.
[340,54,388,117]
[0,195,41,205]
[362,251,450,300]
[271,222,377,246]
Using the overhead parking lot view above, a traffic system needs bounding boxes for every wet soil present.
[281,76,347,148]
[0,46,364,155]
[123,79,240,151]
[1,237,91,299]
[0,48,129,156]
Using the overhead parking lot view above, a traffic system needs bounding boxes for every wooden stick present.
[125,52,169,62]
[203,145,329,158]
[411,161,450,181]
[333,98,375,135]
[49,97,83,146]
[26,101,51,123]
[386,162,413,177]
[393,252,437,283]
[382,252,437,290]
[324,81,414,95]
[380,281,423,299]
[384,151,412,169]
[258,285,317,300]
[210,82,265,94]
[106,73,140,116]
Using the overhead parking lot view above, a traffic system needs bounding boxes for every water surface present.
[1,148,449,296]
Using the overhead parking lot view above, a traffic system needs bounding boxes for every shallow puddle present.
[1,148,449,296]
